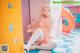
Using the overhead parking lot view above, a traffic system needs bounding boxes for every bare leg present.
[29,41,57,53]
[24,28,44,51]
[36,40,57,50]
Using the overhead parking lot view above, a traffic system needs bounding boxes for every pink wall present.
[22,0,31,42]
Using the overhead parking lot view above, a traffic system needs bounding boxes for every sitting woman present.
[24,5,57,52]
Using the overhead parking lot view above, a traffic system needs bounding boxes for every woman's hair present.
[41,4,50,10]
[41,4,51,17]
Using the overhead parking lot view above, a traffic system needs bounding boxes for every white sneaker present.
[24,44,30,52]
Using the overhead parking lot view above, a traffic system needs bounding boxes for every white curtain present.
[50,1,62,38]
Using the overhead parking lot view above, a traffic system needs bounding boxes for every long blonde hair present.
[41,5,51,18]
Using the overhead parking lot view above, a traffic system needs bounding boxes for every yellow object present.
[0,0,24,53]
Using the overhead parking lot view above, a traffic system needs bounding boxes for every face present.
[41,6,51,18]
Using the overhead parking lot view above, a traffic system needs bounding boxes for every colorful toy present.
[0,0,24,53]
[68,6,80,29]
[62,7,75,33]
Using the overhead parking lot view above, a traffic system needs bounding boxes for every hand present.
[27,29,33,32]
[27,24,31,29]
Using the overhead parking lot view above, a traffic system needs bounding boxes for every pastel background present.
[0,0,80,53]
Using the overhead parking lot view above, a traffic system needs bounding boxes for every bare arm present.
[27,21,40,33]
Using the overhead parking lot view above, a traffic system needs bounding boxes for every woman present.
[24,5,57,52]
